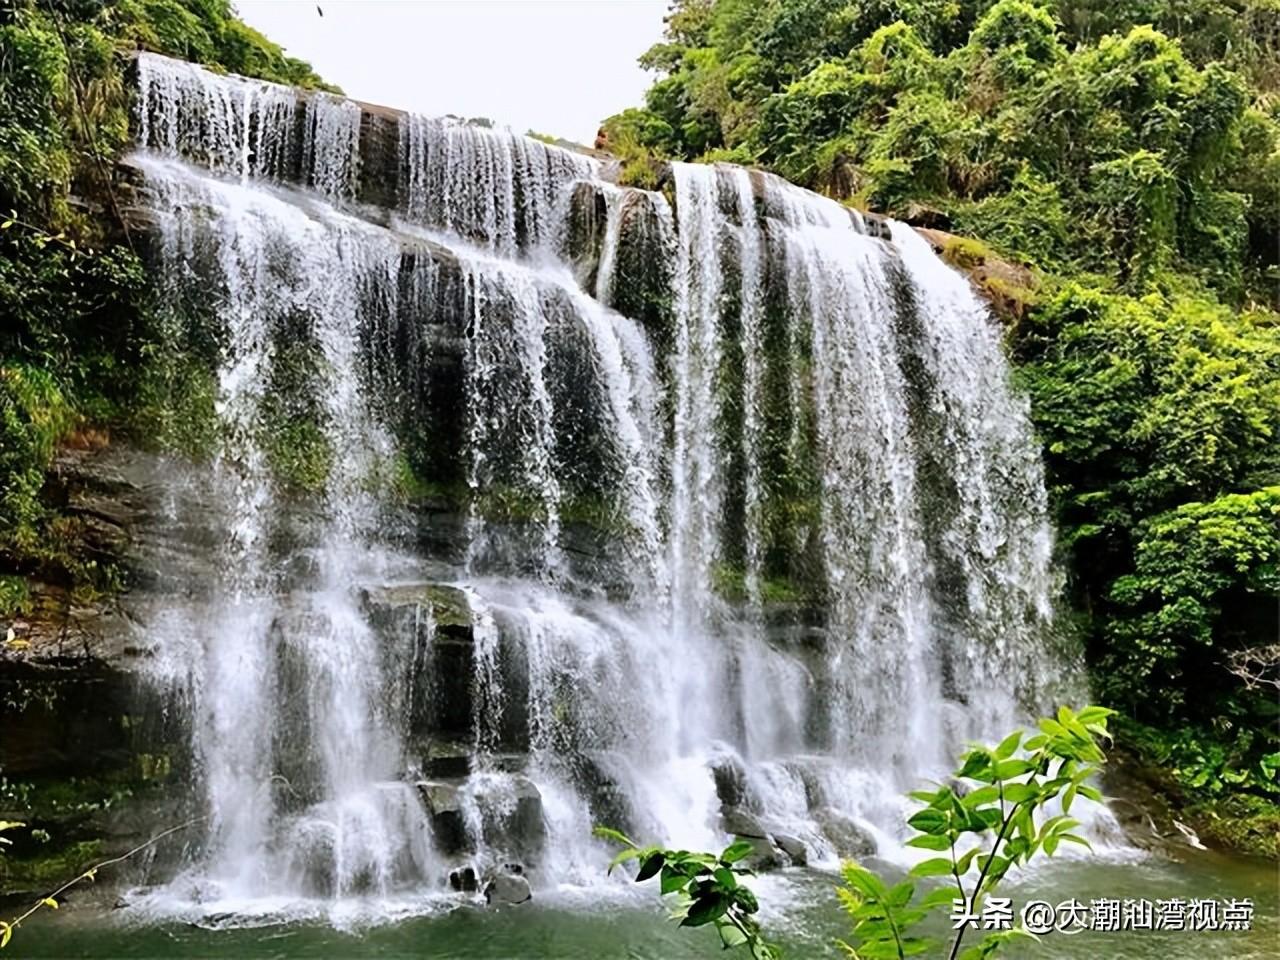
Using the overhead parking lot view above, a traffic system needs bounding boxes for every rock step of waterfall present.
[124,52,1097,919]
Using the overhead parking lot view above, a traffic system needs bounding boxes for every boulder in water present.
[710,754,749,809]
[417,780,468,854]
[739,835,784,872]
[815,807,876,859]
[482,775,546,861]
[771,832,808,866]
[448,864,478,892]
[722,807,785,869]
[721,806,768,839]
[484,871,532,906]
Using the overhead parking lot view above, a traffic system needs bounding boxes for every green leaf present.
[842,863,889,898]
[961,785,1000,808]
[660,867,687,894]
[1003,836,1030,863]
[906,833,952,851]
[714,866,737,890]
[1002,782,1037,803]
[857,940,910,959]
[1038,718,1068,738]
[975,854,1008,884]
[1059,833,1092,850]
[994,730,1023,760]
[992,759,1033,779]
[734,885,760,913]
[1016,805,1034,841]
[908,857,955,878]
[957,750,993,780]
[607,847,641,874]
[681,892,729,927]
[593,825,636,847]
[907,808,949,834]
[921,887,961,909]
[887,880,915,908]
[972,807,1003,830]
[1062,783,1077,813]
[854,917,896,940]
[1077,706,1114,725]
[902,937,937,956]
[721,839,755,864]
[636,851,665,882]
[718,922,748,949]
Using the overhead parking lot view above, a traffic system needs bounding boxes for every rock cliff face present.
[1,447,190,894]
[1,52,1074,911]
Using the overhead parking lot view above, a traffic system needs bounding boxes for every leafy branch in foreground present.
[593,826,780,959]
[0,816,205,949]
[839,705,1114,960]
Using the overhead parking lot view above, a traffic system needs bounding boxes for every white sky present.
[235,0,670,144]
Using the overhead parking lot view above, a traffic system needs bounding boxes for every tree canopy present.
[605,0,1278,302]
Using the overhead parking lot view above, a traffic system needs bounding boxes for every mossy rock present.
[361,582,472,632]
[711,562,817,607]
[916,228,1039,321]
[1188,794,1280,859]
[424,584,471,630]
[0,838,104,894]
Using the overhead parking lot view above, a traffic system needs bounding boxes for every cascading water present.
[126,52,1088,921]
[135,154,436,913]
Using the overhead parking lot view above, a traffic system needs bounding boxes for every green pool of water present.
[9,849,1276,958]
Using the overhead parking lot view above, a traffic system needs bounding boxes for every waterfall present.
[128,53,1079,919]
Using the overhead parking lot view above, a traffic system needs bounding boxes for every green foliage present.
[600,108,673,188]
[1188,792,1280,859]
[593,827,780,959]
[1121,716,1280,801]
[1013,280,1279,803]
[0,0,332,605]
[611,0,1276,301]
[113,0,334,90]
[0,365,77,559]
[1019,287,1280,521]
[1107,489,1279,687]
[259,325,333,495]
[840,706,1113,960]
[130,338,220,460]
[0,575,31,618]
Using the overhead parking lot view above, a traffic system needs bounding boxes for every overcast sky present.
[235,0,669,143]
